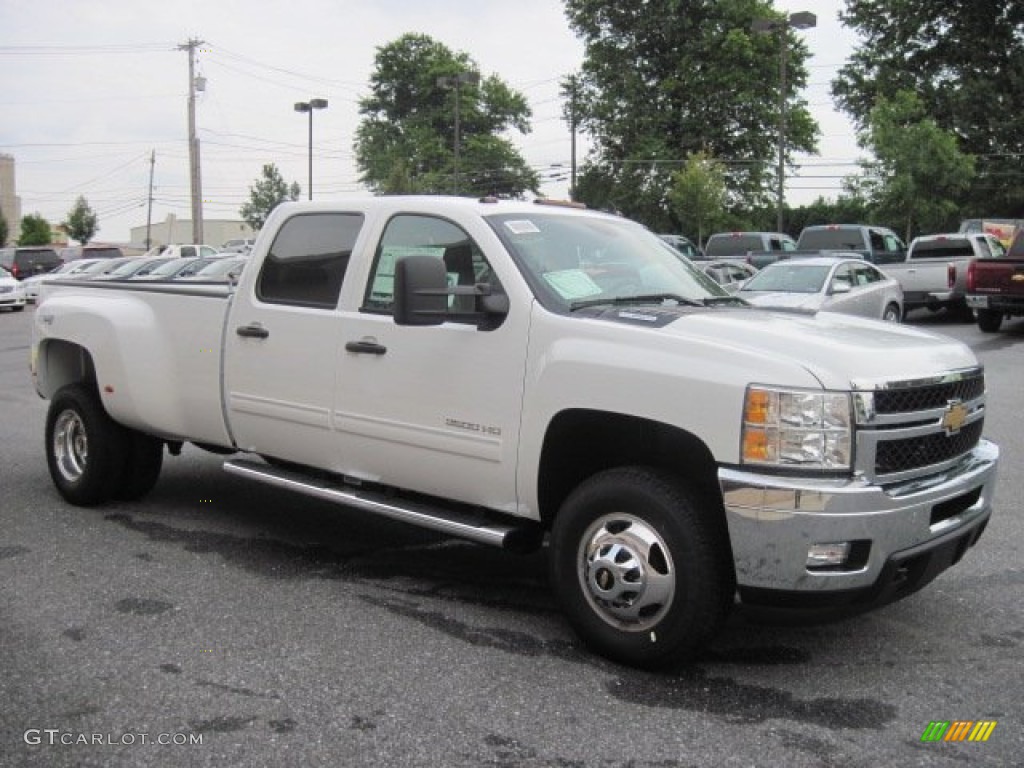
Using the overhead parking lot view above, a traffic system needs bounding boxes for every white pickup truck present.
[31,197,999,668]
[884,232,1006,316]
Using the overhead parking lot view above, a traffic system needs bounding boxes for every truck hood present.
[595,305,977,389]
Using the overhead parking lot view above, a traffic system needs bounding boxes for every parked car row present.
[18,252,250,304]
[0,263,27,311]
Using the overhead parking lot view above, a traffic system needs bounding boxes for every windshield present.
[742,264,831,294]
[107,260,151,277]
[197,258,245,276]
[799,229,864,250]
[148,258,195,277]
[486,212,727,311]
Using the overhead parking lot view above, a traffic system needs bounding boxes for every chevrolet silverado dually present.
[31,197,999,668]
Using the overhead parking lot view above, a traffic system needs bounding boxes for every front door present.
[333,213,529,513]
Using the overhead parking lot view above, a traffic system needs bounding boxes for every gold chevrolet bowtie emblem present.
[941,401,969,434]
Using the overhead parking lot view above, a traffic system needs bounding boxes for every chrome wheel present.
[53,409,89,483]
[577,513,675,632]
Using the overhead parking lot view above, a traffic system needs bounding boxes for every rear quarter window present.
[798,229,864,250]
[910,239,973,259]
[706,235,764,256]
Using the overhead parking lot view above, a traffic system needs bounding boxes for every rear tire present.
[977,309,1003,333]
[549,466,734,668]
[882,303,901,323]
[114,430,163,501]
[45,384,128,506]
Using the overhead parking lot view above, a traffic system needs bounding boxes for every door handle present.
[345,340,387,355]
[236,323,269,339]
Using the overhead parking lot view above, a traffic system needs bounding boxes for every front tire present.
[549,467,734,668]
[46,384,128,506]
[882,303,901,323]
[977,309,1003,333]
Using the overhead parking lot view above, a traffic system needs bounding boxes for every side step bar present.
[222,458,543,552]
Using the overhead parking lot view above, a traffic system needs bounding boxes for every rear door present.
[223,211,364,468]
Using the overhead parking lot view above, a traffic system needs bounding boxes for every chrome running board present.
[222,458,542,552]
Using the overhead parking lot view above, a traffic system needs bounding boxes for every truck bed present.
[35,279,235,444]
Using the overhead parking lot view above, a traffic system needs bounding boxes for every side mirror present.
[393,255,449,326]
[830,281,852,295]
[393,254,510,328]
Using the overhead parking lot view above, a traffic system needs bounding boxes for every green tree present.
[63,196,99,244]
[18,213,53,246]
[832,1,1024,216]
[850,91,974,241]
[0,210,8,247]
[564,0,818,232]
[355,33,539,198]
[787,193,871,235]
[668,152,730,246]
[240,164,300,231]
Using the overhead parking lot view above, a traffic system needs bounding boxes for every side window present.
[989,237,1006,258]
[853,264,880,285]
[831,263,854,291]
[976,238,992,258]
[256,212,362,308]
[363,214,498,319]
[869,230,886,252]
[883,234,903,253]
[181,246,196,259]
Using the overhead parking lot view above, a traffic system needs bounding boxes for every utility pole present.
[567,74,578,200]
[437,72,480,195]
[179,38,205,244]
[145,150,155,249]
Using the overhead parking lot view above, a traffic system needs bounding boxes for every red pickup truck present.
[966,227,1024,332]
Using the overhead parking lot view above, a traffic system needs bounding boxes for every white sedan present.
[0,264,27,312]
[737,256,903,322]
[21,259,107,302]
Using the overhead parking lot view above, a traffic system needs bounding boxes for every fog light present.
[806,542,851,568]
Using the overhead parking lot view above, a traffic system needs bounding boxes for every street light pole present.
[437,72,480,195]
[752,11,816,234]
[294,98,328,200]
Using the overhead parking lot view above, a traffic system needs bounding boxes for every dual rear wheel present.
[46,383,163,506]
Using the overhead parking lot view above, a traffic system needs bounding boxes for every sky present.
[0,0,861,244]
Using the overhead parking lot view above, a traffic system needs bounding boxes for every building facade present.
[0,154,22,246]
[130,213,256,250]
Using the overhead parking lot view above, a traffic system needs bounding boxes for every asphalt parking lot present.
[1,304,1021,767]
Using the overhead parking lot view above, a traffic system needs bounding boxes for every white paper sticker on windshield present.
[370,246,445,302]
[543,269,603,300]
[505,220,541,235]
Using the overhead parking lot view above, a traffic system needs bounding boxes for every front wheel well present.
[537,409,723,527]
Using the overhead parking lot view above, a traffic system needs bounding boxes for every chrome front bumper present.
[718,439,998,604]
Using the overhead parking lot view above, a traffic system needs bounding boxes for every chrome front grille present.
[853,368,986,484]
[873,374,985,414]
[875,419,985,476]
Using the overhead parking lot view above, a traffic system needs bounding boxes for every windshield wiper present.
[701,295,750,306]
[570,293,704,311]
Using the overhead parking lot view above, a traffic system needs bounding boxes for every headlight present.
[742,386,852,470]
